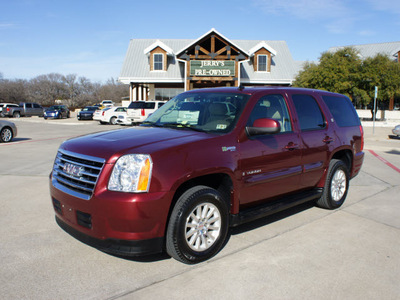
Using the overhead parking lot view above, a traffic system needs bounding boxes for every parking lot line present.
[368,149,400,173]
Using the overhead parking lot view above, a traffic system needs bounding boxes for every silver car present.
[0,120,17,142]
[393,125,400,137]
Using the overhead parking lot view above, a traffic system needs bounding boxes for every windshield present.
[143,92,250,133]
[48,105,64,110]
[83,107,97,111]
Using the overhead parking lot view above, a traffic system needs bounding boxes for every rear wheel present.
[110,116,117,125]
[317,159,349,209]
[13,112,20,118]
[166,186,229,264]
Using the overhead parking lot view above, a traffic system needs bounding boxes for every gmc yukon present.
[50,87,364,264]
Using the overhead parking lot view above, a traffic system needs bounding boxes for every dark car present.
[44,105,70,119]
[50,87,364,264]
[77,106,98,120]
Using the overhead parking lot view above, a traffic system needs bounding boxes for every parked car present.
[392,124,400,136]
[116,112,131,125]
[124,100,166,124]
[44,105,70,119]
[0,103,19,117]
[3,102,44,118]
[93,106,127,125]
[50,87,364,264]
[77,106,98,120]
[100,100,114,107]
[0,120,17,143]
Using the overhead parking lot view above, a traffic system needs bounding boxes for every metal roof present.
[328,41,400,60]
[119,38,303,85]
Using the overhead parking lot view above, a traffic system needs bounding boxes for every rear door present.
[287,91,333,188]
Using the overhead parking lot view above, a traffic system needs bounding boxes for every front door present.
[238,94,302,206]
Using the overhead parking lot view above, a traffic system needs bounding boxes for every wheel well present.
[173,173,233,204]
[165,173,233,234]
[331,150,352,172]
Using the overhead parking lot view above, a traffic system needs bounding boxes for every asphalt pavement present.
[1,116,399,299]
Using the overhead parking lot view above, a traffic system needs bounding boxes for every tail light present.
[359,125,364,151]
[141,109,145,116]
[7,107,10,112]
[102,111,105,116]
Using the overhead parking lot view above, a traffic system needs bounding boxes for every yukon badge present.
[222,146,236,152]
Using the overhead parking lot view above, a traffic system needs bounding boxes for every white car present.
[93,106,127,125]
[124,100,166,124]
[100,100,114,108]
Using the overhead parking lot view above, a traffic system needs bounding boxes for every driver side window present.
[247,94,292,133]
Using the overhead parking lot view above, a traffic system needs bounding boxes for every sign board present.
[190,60,235,77]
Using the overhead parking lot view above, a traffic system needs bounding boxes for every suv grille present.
[52,149,105,200]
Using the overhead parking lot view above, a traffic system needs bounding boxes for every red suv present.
[50,87,364,264]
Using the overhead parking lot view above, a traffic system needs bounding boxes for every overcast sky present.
[1,0,399,82]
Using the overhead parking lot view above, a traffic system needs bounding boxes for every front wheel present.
[0,127,13,142]
[317,159,349,209]
[166,186,229,264]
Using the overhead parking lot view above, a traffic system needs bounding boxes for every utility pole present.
[373,86,378,134]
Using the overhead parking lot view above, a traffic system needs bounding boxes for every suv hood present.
[60,127,208,163]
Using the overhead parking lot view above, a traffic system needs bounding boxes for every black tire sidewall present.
[318,159,349,209]
[166,186,229,264]
[1,128,12,142]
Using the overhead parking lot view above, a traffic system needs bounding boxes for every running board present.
[230,189,323,227]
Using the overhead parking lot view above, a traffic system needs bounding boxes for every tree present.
[293,47,400,109]
[294,47,364,101]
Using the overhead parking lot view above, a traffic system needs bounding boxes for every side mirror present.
[246,118,281,136]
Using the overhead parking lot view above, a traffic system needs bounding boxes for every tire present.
[13,112,20,118]
[166,186,229,264]
[110,116,117,125]
[0,127,13,143]
[316,159,349,209]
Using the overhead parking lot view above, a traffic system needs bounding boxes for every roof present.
[328,41,400,60]
[119,37,303,85]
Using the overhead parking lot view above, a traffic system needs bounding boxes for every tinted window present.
[322,95,361,127]
[292,94,326,131]
[247,94,292,133]
[128,102,155,109]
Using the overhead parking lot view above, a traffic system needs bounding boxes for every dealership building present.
[119,28,304,101]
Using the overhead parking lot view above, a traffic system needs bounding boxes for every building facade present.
[119,29,303,101]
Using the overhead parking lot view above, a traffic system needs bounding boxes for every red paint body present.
[50,87,364,255]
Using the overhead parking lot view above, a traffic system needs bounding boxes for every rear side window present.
[292,94,326,131]
[322,95,361,127]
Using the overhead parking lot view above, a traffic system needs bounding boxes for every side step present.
[230,189,323,227]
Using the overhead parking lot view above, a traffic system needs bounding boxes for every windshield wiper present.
[160,122,205,132]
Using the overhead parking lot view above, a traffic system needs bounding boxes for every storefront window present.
[155,88,184,101]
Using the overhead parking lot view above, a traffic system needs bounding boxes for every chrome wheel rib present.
[331,169,346,202]
[185,203,221,251]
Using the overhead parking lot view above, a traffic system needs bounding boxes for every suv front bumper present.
[50,180,173,256]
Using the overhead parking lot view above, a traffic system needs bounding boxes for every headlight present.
[108,154,153,193]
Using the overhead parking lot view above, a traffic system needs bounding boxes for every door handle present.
[285,142,299,151]
[323,136,335,144]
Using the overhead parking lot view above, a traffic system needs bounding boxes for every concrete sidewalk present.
[1,119,399,300]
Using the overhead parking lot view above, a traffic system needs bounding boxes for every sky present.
[1,0,399,83]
